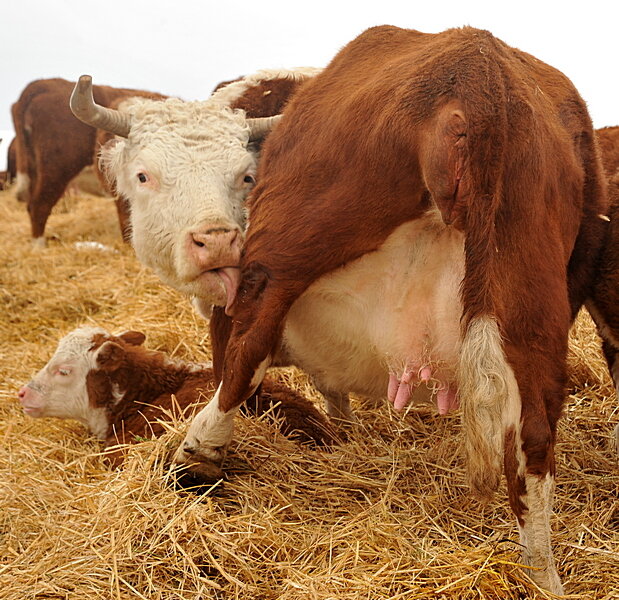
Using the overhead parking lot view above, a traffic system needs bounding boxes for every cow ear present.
[118,330,146,346]
[96,341,125,371]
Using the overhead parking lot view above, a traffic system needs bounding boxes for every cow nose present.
[191,228,239,250]
[18,387,26,399]
[188,228,242,269]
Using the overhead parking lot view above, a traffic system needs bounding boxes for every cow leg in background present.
[316,386,355,424]
[114,196,132,243]
[599,339,619,457]
[27,148,86,246]
[584,188,619,457]
[27,175,68,246]
[14,171,31,204]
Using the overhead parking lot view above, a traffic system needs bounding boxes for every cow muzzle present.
[186,227,243,311]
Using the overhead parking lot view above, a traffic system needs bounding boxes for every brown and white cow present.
[18,326,336,471]
[69,68,319,303]
[70,41,608,590]
[586,126,619,451]
[164,27,605,593]
[0,137,16,190]
[70,67,395,422]
[11,78,165,246]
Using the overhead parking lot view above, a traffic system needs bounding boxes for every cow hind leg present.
[504,421,564,594]
[460,316,564,592]
[14,172,30,203]
[27,176,69,244]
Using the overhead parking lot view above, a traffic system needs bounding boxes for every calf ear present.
[96,341,125,371]
[118,330,146,346]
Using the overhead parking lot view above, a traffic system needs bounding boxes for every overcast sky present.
[1,0,617,169]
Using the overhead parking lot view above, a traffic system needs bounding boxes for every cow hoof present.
[171,441,227,492]
[172,458,225,493]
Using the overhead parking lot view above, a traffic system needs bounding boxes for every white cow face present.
[18,327,112,438]
[101,98,258,310]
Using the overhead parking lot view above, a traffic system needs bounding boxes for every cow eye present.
[137,172,148,183]
[58,368,71,376]
[243,174,256,185]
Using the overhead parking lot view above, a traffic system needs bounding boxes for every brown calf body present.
[19,328,336,471]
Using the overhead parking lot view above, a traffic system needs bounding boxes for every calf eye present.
[137,173,148,183]
[243,174,256,185]
[58,369,71,376]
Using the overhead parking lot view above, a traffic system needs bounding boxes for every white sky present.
[1,0,617,169]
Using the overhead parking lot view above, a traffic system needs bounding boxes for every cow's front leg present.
[173,356,271,482]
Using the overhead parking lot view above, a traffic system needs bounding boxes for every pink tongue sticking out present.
[219,267,241,315]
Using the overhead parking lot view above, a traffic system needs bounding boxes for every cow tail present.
[456,48,513,500]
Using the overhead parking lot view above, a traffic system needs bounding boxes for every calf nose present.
[18,386,26,400]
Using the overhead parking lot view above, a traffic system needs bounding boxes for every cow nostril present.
[183,443,196,455]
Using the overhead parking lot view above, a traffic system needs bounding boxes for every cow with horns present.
[70,28,610,592]
[70,66,385,423]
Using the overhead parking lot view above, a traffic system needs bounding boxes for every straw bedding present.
[0,188,617,600]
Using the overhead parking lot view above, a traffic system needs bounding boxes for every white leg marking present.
[518,473,564,595]
[250,355,271,391]
[174,355,271,465]
[174,383,238,464]
[31,236,46,249]
[14,172,29,197]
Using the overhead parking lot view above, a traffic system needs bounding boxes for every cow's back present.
[248,26,605,320]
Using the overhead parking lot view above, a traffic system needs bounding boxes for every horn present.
[70,75,132,138]
[247,115,283,141]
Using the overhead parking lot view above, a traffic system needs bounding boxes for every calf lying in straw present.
[18,326,336,474]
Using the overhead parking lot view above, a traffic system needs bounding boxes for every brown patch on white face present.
[86,369,114,410]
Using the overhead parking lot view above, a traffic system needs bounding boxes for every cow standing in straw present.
[70,33,612,592]
[11,78,165,245]
[174,27,608,593]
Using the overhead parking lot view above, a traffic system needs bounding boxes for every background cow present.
[18,326,336,472]
[0,137,16,190]
[166,26,607,594]
[11,78,165,246]
[586,126,619,450]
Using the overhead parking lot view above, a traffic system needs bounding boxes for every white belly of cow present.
[282,210,465,405]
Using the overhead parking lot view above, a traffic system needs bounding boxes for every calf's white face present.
[102,98,258,310]
[18,327,110,438]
